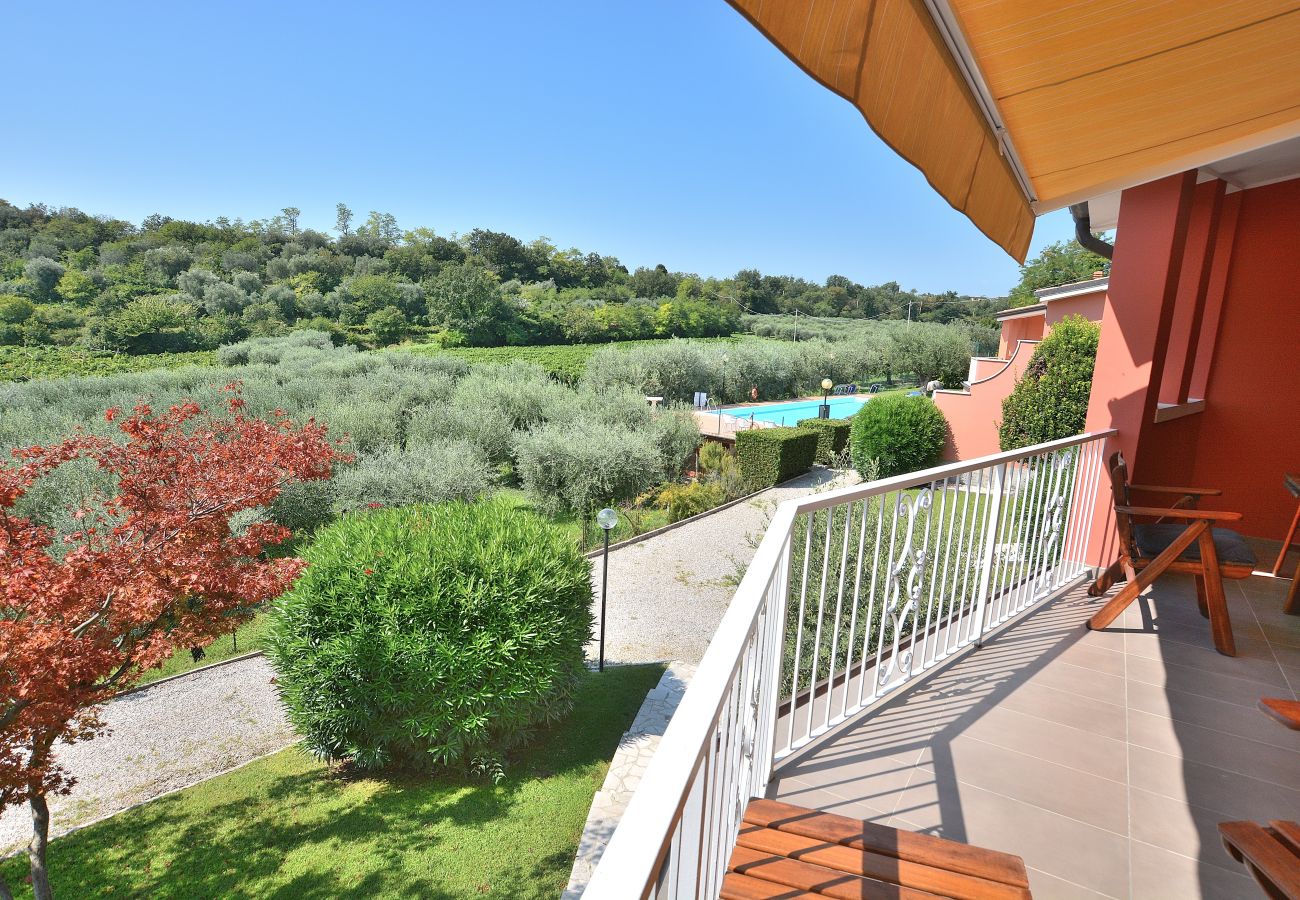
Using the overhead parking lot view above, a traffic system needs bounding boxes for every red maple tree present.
[0,387,345,900]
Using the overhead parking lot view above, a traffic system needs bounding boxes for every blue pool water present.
[724,395,869,427]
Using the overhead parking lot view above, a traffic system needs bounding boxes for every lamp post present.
[596,507,619,672]
[820,378,833,418]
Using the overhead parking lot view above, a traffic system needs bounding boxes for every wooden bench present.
[1260,698,1300,731]
[1219,820,1300,899]
[723,798,1032,899]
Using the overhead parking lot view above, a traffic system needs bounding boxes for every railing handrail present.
[582,429,1115,898]
[786,429,1116,515]
[583,502,797,897]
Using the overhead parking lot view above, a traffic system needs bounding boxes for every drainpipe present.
[1068,202,1114,260]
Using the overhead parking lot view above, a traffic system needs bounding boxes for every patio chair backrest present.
[1106,451,1139,561]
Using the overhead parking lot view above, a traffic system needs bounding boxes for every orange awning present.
[727,0,1300,261]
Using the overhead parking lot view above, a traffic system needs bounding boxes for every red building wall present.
[1137,176,1300,538]
[1083,173,1300,557]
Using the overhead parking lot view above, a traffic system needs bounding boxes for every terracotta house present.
[934,275,1108,461]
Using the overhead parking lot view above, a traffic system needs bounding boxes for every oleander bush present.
[735,427,819,490]
[796,417,853,465]
[999,315,1099,451]
[268,502,593,775]
[849,393,947,478]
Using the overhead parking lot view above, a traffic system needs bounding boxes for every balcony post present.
[757,532,793,786]
[972,463,1007,646]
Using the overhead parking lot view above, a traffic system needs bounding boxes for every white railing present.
[583,429,1113,899]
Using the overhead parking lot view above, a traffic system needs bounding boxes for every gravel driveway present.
[587,467,856,666]
[0,655,290,855]
[0,466,853,855]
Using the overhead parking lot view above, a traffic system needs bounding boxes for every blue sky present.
[4,0,1074,297]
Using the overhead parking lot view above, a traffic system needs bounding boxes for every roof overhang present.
[995,303,1046,321]
[726,1,1300,260]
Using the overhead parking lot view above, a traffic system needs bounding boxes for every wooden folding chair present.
[1087,452,1256,656]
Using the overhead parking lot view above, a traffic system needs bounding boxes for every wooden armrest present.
[1116,505,1243,522]
[1218,820,1300,898]
[1129,484,1222,496]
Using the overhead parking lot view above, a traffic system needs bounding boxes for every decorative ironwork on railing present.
[583,430,1114,899]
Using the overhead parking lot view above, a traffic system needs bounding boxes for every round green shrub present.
[998,315,1099,451]
[849,394,947,478]
[268,501,593,774]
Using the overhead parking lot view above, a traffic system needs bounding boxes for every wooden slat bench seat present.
[1219,819,1300,899]
[723,799,1032,900]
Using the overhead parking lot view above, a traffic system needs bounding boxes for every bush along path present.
[0,466,854,857]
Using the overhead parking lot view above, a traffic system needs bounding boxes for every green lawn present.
[1,663,664,899]
[133,614,272,687]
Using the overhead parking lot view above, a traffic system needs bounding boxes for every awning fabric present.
[727,0,1300,262]
[726,0,1035,260]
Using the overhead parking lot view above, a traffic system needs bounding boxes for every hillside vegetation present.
[0,199,1002,354]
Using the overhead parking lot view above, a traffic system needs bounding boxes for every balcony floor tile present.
[770,573,1300,899]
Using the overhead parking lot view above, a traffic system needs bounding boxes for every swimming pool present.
[722,395,870,427]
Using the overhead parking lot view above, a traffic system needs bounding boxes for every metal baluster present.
[857,496,887,708]
[993,457,1034,626]
[824,501,854,730]
[783,515,815,755]
[970,463,1007,645]
[804,508,835,743]
[839,498,871,721]
[945,474,974,653]
[919,477,950,668]
[869,491,902,702]
[936,475,963,658]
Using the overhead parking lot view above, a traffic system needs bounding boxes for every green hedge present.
[735,427,819,490]
[796,417,853,465]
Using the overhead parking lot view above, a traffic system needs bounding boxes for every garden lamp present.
[596,507,619,672]
[820,378,833,418]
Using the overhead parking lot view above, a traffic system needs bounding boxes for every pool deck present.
[693,394,865,440]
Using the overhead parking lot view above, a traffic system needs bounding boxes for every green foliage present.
[267,502,593,774]
[0,665,662,899]
[331,443,492,514]
[364,305,408,345]
[0,294,35,323]
[22,256,64,300]
[999,315,1099,450]
[0,345,213,382]
[734,427,818,490]
[428,263,509,346]
[656,480,725,523]
[0,197,1006,357]
[796,417,853,465]
[89,294,201,353]
[513,419,664,518]
[849,394,947,478]
[1009,240,1111,307]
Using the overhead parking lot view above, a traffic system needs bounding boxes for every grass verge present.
[1,663,664,899]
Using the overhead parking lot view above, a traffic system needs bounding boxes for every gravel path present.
[0,467,854,855]
[0,655,291,855]
[587,467,857,666]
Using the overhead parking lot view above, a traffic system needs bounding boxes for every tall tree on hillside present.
[334,203,353,236]
[281,207,301,236]
[0,391,345,900]
[1009,239,1110,307]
